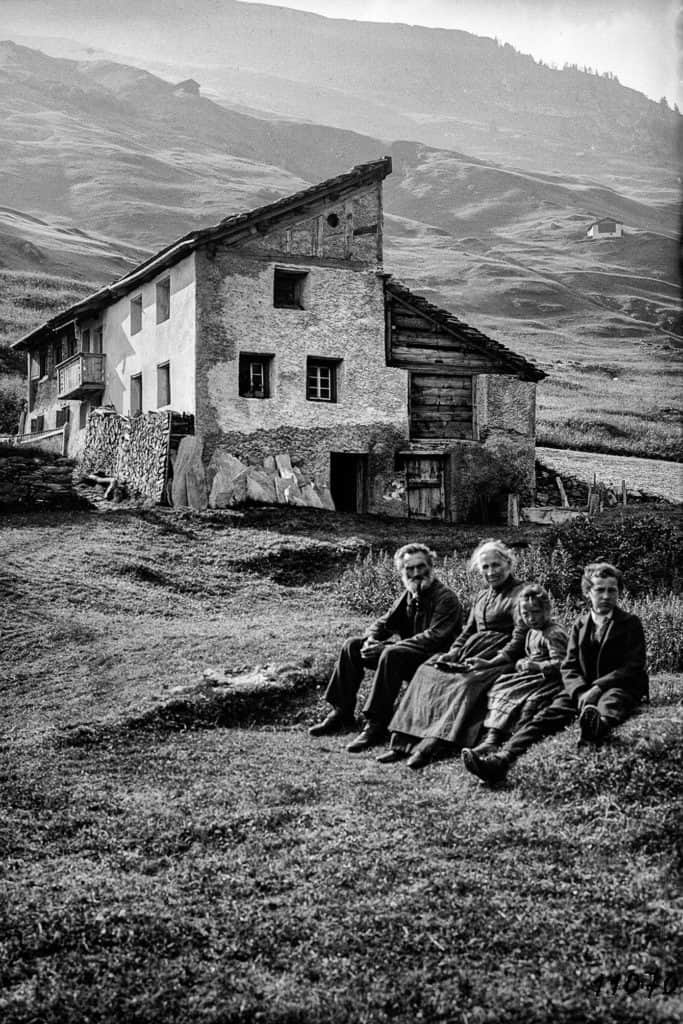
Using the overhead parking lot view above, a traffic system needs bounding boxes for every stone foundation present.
[0,449,79,509]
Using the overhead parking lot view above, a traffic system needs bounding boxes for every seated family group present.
[309,540,648,782]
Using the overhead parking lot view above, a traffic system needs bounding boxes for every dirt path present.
[536,446,682,503]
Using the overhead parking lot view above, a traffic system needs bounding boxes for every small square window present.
[274,269,307,309]
[306,358,340,403]
[239,353,272,398]
[156,278,170,323]
[157,362,171,407]
[130,373,143,416]
[30,415,44,433]
[130,295,143,335]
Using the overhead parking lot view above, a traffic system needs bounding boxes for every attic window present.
[274,269,307,309]
[327,213,339,228]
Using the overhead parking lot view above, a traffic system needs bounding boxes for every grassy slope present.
[1,506,681,1023]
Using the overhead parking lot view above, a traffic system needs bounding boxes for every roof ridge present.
[385,277,546,382]
[13,156,392,349]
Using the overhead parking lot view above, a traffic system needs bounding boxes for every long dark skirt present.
[388,630,513,756]
[484,670,564,734]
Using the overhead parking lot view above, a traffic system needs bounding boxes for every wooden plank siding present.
[410,372,473,440]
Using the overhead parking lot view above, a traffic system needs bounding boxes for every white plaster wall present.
[102,254,196,416]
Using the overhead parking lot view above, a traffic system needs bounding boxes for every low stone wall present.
[535,459,650,508]
[80,410,171,503]
[0,450,78,509]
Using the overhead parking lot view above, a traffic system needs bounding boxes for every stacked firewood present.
[80,409,171,503]
[80,409,128,478]
[119,412,171,503]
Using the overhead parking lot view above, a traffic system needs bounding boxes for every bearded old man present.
[309,543,462,752]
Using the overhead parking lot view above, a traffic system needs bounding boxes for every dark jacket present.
[449,576,528,663]
[366,578,462,656]
[561,606,649,702]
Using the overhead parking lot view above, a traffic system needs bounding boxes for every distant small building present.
[173,79,200,97]
[587,217,623,238]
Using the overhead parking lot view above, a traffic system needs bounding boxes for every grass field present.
[1,505,681,1023]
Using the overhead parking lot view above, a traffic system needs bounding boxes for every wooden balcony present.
[57,352,106,400]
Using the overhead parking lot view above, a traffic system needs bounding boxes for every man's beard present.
[406,571,434,594]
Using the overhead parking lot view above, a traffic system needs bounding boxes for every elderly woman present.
[377,539,528,769]
[461,583,568,766]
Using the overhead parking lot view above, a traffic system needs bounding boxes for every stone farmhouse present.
[12,156,545,521]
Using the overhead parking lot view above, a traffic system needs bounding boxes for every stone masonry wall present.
[192,188,409,511]
[0,450,78,509]
[476,375,536,439]
[204,423,409,516]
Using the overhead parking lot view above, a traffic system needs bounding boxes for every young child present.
[462,562,649,785]
[462,583,567,763]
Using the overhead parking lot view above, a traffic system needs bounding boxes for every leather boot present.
[461,748,510,785]
[471,728,504,756]
[309,707,355,737]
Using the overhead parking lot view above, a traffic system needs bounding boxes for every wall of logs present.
[80,409,171,503]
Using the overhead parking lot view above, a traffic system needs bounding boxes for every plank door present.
[410,373,473,440]
[405,456,446,519]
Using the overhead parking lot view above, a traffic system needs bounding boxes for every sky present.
[243,0,681,104]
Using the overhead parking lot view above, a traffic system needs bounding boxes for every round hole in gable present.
[326,213,339,228]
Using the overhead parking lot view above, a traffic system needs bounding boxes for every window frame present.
[306,357,340,404]
[156,361,171,408]
[130,295,143,335]
[130,373,143,416]
[238,353,273,399]
[156,278,171,324]
[273,269,308,310]
[56,406,70,428]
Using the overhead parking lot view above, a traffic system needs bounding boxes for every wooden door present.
[405,456,446,519]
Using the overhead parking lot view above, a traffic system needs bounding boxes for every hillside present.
[0,41,678,335]
[1,503,681,1023]
[5,0,680,182]
[0,40,679,458]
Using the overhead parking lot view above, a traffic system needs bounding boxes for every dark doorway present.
[330,453,368,513]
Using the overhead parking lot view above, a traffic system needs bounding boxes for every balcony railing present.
[57,352,106,400]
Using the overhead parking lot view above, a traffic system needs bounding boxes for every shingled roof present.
[13,156,393,350]
[385,278,546,382]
